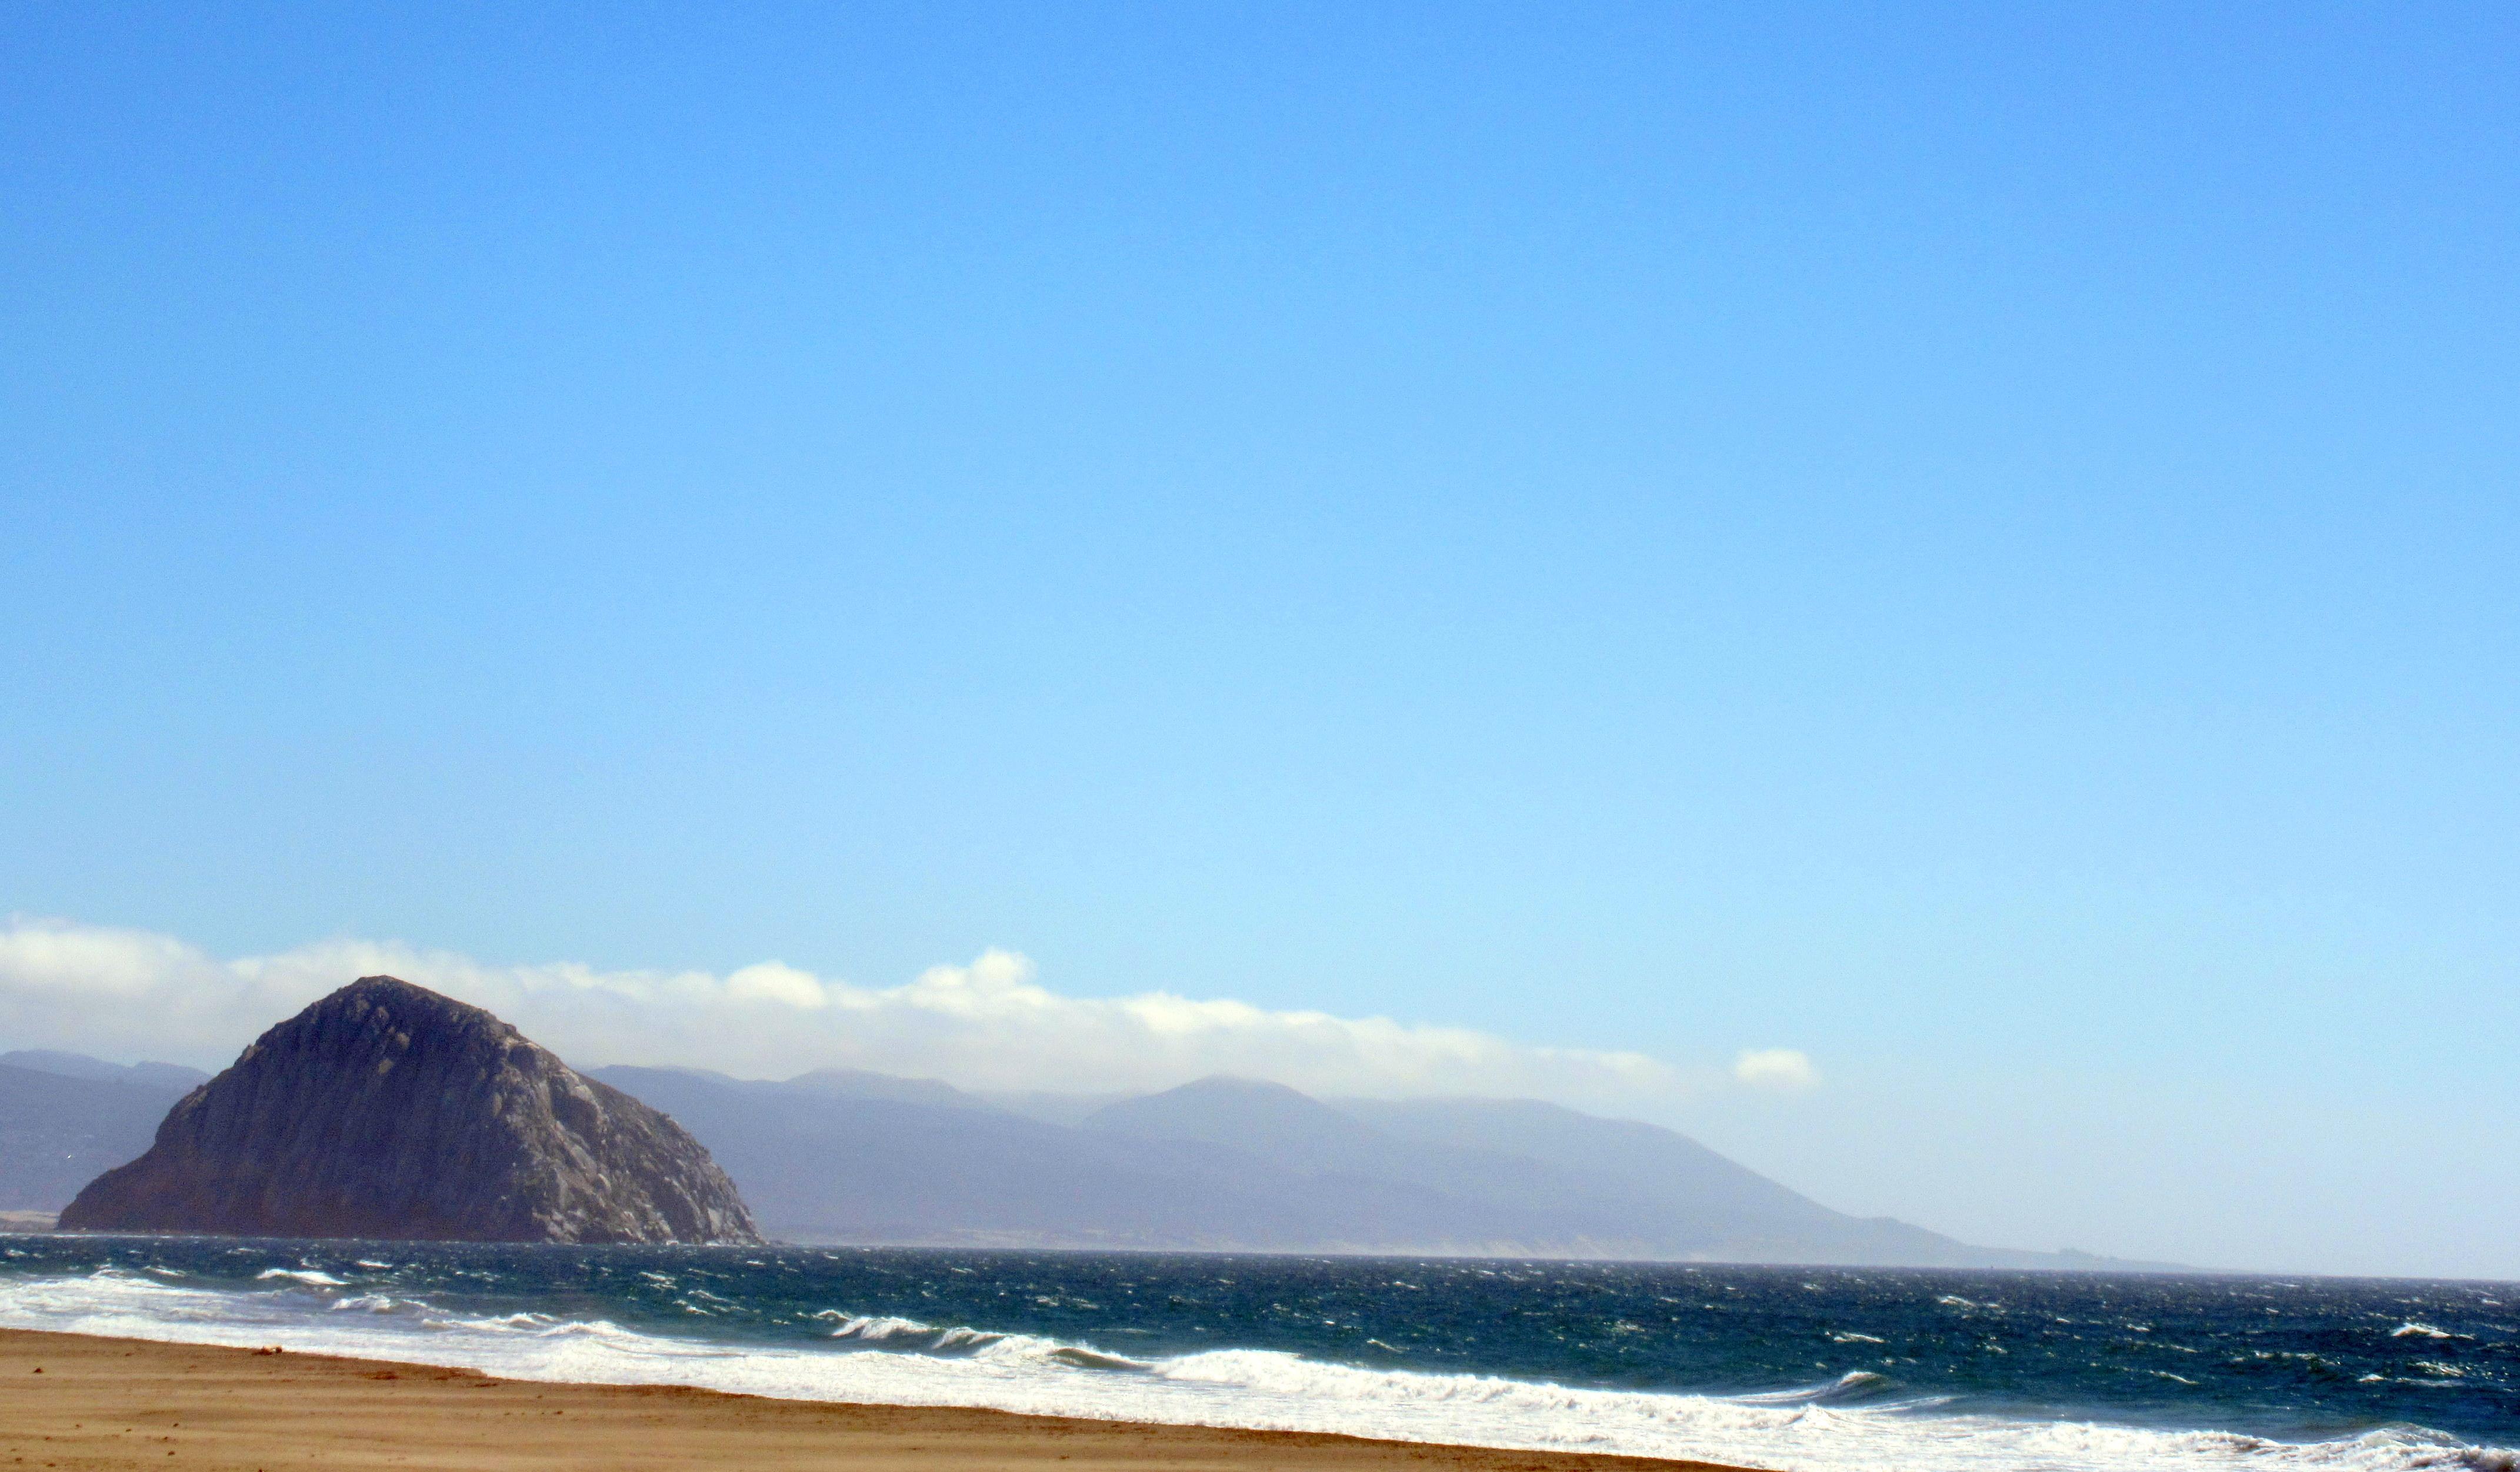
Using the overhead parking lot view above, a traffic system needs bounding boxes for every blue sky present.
[4,4,2515,1277]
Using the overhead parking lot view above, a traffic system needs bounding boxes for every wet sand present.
[0,1328,1754,1472]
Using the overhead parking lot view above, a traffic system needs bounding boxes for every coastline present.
[0,1327,1758,1472]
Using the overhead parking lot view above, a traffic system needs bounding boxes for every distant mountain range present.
[2,1042,2174,1268]
[588,1066,2178,1270]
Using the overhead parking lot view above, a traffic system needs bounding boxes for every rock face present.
[60,976,761,1244]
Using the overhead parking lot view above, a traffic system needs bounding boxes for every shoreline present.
[0,1327,1760,1472]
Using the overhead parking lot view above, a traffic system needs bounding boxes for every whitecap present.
[331,1294,408,1314]
[825,1313,1147,1372]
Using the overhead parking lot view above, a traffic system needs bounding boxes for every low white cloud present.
[1732,1047,1820,1091]
[724,962,828,1010]
[0,916,1799,1111]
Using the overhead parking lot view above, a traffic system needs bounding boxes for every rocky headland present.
[59,976,759,1244]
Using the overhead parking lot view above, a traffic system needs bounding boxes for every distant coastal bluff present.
[60,976,759,1244]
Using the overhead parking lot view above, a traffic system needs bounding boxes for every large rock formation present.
[61,976,760,1244]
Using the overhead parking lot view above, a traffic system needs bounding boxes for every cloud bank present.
[0,917,1785,1113]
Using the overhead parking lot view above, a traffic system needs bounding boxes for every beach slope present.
[0,1329,1749,1472]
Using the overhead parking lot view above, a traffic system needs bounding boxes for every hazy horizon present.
[3,915,2508,1280]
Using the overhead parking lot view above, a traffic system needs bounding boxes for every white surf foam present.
[822,1311,1151,1370]
[0,1269,2505,1472]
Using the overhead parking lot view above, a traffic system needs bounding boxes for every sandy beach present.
[0,1329,1751,1472]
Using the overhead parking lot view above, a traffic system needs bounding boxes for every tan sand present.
[0,1329,1754,1472]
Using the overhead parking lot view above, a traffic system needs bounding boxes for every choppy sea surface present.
[1,1237,2510,1471]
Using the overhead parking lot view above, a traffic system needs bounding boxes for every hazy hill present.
[0,1055,205,1211]
[592,1067,2171,1269]
[591,1065,1431,1250]
[2,1051,212,1094]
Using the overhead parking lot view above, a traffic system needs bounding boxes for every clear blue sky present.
[4,3,2515,1277]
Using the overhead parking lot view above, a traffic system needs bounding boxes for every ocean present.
[1,1236,2509,1471]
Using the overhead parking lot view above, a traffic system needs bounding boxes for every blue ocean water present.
[1,1236,2510,1471]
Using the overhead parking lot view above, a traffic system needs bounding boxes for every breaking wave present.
[254,1268,348,1287]
[1735,1370,1900,1406]
[821,1312,1149,1370]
